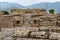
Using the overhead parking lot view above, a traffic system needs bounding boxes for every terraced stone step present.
[16,38,49,40]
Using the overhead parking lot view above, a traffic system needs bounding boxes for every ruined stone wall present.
[11,9,47,15]
[0,15,13,28]
[0,13,60,40]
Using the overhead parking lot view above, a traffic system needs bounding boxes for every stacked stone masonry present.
[0,9,60,40]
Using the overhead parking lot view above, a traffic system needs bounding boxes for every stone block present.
[49,32,60,39]
[56,21,60,27]
[1,27,39,38]
[13,27,39,38]
[2,36,13,40]
[30,31,47,39]
[0,15,13,28]
[40,21,56,26]
[51,28,60,33]
[16,38,45,40]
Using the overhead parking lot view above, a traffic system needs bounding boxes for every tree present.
[2,11,9,15]
[49,9,55,14]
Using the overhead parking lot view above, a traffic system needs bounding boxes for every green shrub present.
[2,11,9,15]
[49,9,55,14]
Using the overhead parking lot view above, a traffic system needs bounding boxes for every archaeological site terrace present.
[0,9,60,40]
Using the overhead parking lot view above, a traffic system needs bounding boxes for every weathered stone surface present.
[57,15,60,20]
[13,15,24,27]
[51,27,60,33]
[14,30,30,38]
[49,32,60,39]
[0,15,13,28]
[30,31,47,39]
[2,36,13,40]
[16,38,47,40]
[40,21,57,26]
[56,21,60,27]
[1,28,14,35]
[39,26,58,30]
[15,27,39,32]
[1,27,39,38]
[13,27,39,38]
[0,32,7,40]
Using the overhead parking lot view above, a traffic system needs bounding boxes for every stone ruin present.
[0,9,60,40]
